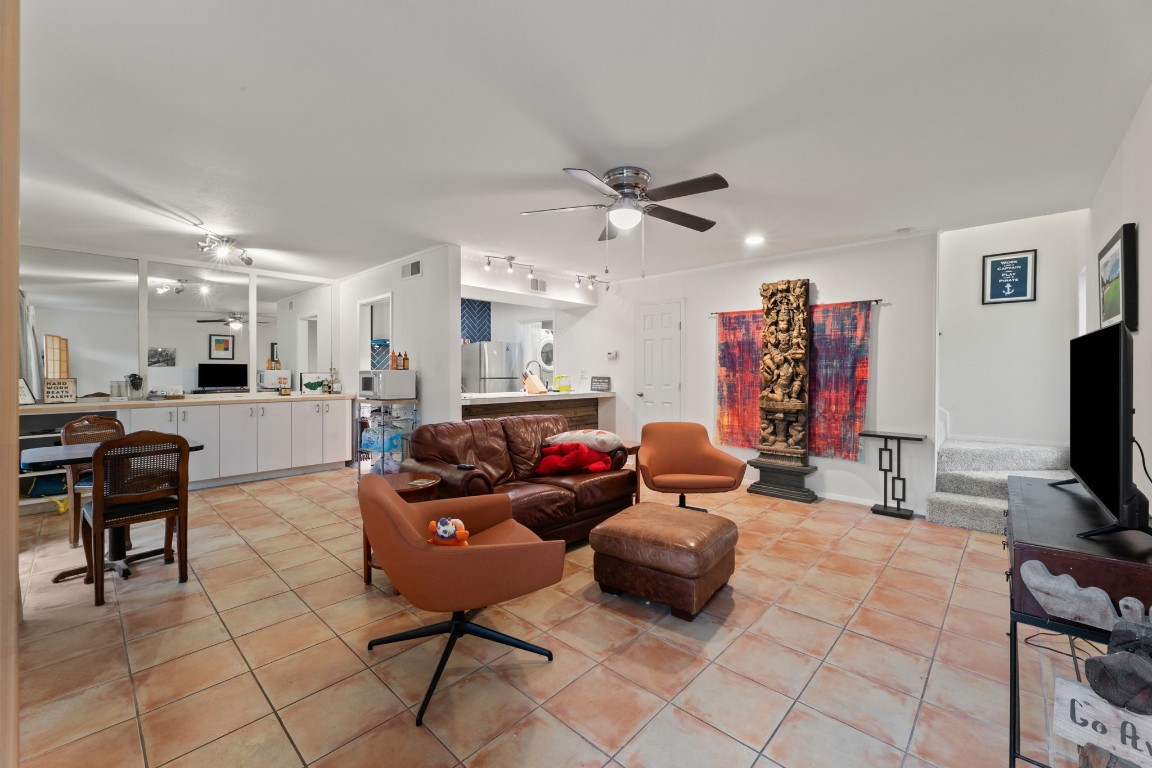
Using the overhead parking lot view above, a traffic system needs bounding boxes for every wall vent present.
[530,277,547,293]
[402,260,422,279]
[288,300,294,310]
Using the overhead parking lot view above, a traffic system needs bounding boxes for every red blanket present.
[535,443,612,475]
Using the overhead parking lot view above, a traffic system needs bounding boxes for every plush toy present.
[428,517,469,546]
[535,442,612,475]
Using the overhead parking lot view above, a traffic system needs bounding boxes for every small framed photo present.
[300,372,327,393]
[982,250,1037,304]
[18,378,35,405]
[208,334,235,360]
[43,377,77,404]
[1099,223,1138,331]
[148,347,176,367]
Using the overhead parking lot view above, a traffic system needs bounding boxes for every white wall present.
[336,245,461,424]
[276,285,333,382]
[1089,78,1152,499]
[937,211,1087,444]
[34,307,138,396]
[557,235,939,510]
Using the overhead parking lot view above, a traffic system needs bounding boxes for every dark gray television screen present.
[197,363,248,389]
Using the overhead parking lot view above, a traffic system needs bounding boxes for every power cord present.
[1135,438,1152,484]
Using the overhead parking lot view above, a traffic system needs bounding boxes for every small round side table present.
[362,471,441,584]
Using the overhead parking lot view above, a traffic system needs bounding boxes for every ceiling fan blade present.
[520,204,606,216]
[563,168,620,198]
[597,221,619,242]
[196,318,227,323]
[644,173,728,202]
[645,205,717,232]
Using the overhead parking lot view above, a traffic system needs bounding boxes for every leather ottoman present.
[589,502,738,621]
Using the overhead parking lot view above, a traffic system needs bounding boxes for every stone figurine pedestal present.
[746,458,817,503]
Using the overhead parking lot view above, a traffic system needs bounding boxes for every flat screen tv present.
[1064,323,1150,538]
[197,363,248,390]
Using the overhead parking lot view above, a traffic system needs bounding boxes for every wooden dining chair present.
[61,415,125,548]
[82,430,189,606]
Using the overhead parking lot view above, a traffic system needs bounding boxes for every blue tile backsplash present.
[461,299,491,342]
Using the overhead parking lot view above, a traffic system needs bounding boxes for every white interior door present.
[634,301,682,435]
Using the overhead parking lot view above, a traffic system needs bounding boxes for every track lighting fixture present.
[484,257,492,271]
[480,253,538,279]
[154,278,210,296]
[197,233,252,266]
[574,276,582,288]
[506,256,515,273]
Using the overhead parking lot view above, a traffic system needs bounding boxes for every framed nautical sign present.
[982,250,1037,304]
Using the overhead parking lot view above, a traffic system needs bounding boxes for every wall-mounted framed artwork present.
[300,372,327,393]
[982,250,1036,304]
[1099,223,1138,331]
[43,377,77,404]
[148,347,176,367]
[18,378,35,405]
[208,334,235,360]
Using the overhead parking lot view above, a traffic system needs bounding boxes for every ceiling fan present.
[196,312,264,329]
[521,166,728,240]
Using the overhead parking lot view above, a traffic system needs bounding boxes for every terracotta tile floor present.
[16,469,1096,767]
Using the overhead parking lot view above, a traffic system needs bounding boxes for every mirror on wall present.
[147,263,251,393]
[19,246,140,398]
[258,275,333,391]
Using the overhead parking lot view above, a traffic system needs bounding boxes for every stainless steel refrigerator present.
[461,341,523,394]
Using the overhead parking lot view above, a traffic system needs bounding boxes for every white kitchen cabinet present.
[128,404,221,482]
[219,403,259,477]
[322,399,351,463]
[291,401,324,467]
[257,401,293,472]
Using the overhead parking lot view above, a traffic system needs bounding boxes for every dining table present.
[21,439,204,583]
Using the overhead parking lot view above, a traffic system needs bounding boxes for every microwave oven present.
[359,370,416,400]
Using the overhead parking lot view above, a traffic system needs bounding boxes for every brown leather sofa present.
[400,414,634,543]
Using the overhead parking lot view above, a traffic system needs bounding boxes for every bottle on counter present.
[390,350,398,370]
[402,352,409,370]
[266,355,273,371]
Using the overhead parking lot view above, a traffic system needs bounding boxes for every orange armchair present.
[638,422,746,511]
[358,474,565,725]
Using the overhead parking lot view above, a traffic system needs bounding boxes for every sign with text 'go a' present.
[1054,677,1152,767]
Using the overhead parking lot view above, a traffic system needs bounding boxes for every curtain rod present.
[708,299,882,317]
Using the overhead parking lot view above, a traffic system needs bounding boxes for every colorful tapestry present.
[808,301,873,461]
[715,311,762,448]
[715,301,873,461]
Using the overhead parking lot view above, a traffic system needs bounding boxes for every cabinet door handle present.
[260,407,265,417]
[325,403,330,413]
[315,404,321,413]
[168,411,174,422]
[182,410,187,422]
[249,407,254,417]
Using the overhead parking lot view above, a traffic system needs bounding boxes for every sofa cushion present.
[497,480,576,531]
[498,414,568,479]
[533,468,635,510]
[408,419,514,485]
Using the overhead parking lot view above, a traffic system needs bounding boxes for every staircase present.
[926,440,1071,533]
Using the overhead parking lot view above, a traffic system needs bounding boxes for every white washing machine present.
[533,329,554,387]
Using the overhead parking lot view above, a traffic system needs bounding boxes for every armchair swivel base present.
[367,610,552,726]
[675,493,706,513]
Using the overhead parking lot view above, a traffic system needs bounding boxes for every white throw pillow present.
[544,429,623,453]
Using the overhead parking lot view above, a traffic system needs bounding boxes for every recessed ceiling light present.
[744,235,765,246]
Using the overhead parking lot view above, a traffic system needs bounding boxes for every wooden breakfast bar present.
[460,391,616,431]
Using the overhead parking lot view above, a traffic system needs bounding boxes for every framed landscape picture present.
[982,250,1036,304]
[300,372,327,393]
[148,347,176,367]
[208,334,235,360]
[1099,223,1138,331]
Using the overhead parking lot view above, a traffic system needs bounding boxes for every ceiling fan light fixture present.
[229,320,243,329]
[607,198,643,230]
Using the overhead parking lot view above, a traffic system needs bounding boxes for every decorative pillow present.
[543,429,623,453]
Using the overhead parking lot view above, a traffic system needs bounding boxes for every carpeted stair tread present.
[926,492,1008,535]
[935,469,1073,500]
[936,440,1069,473]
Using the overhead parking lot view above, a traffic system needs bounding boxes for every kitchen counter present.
[460,391,614,430]
[460,391,615,405]
[19,392,355,415]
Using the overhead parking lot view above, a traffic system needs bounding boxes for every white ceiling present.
[19,2,1152,283]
